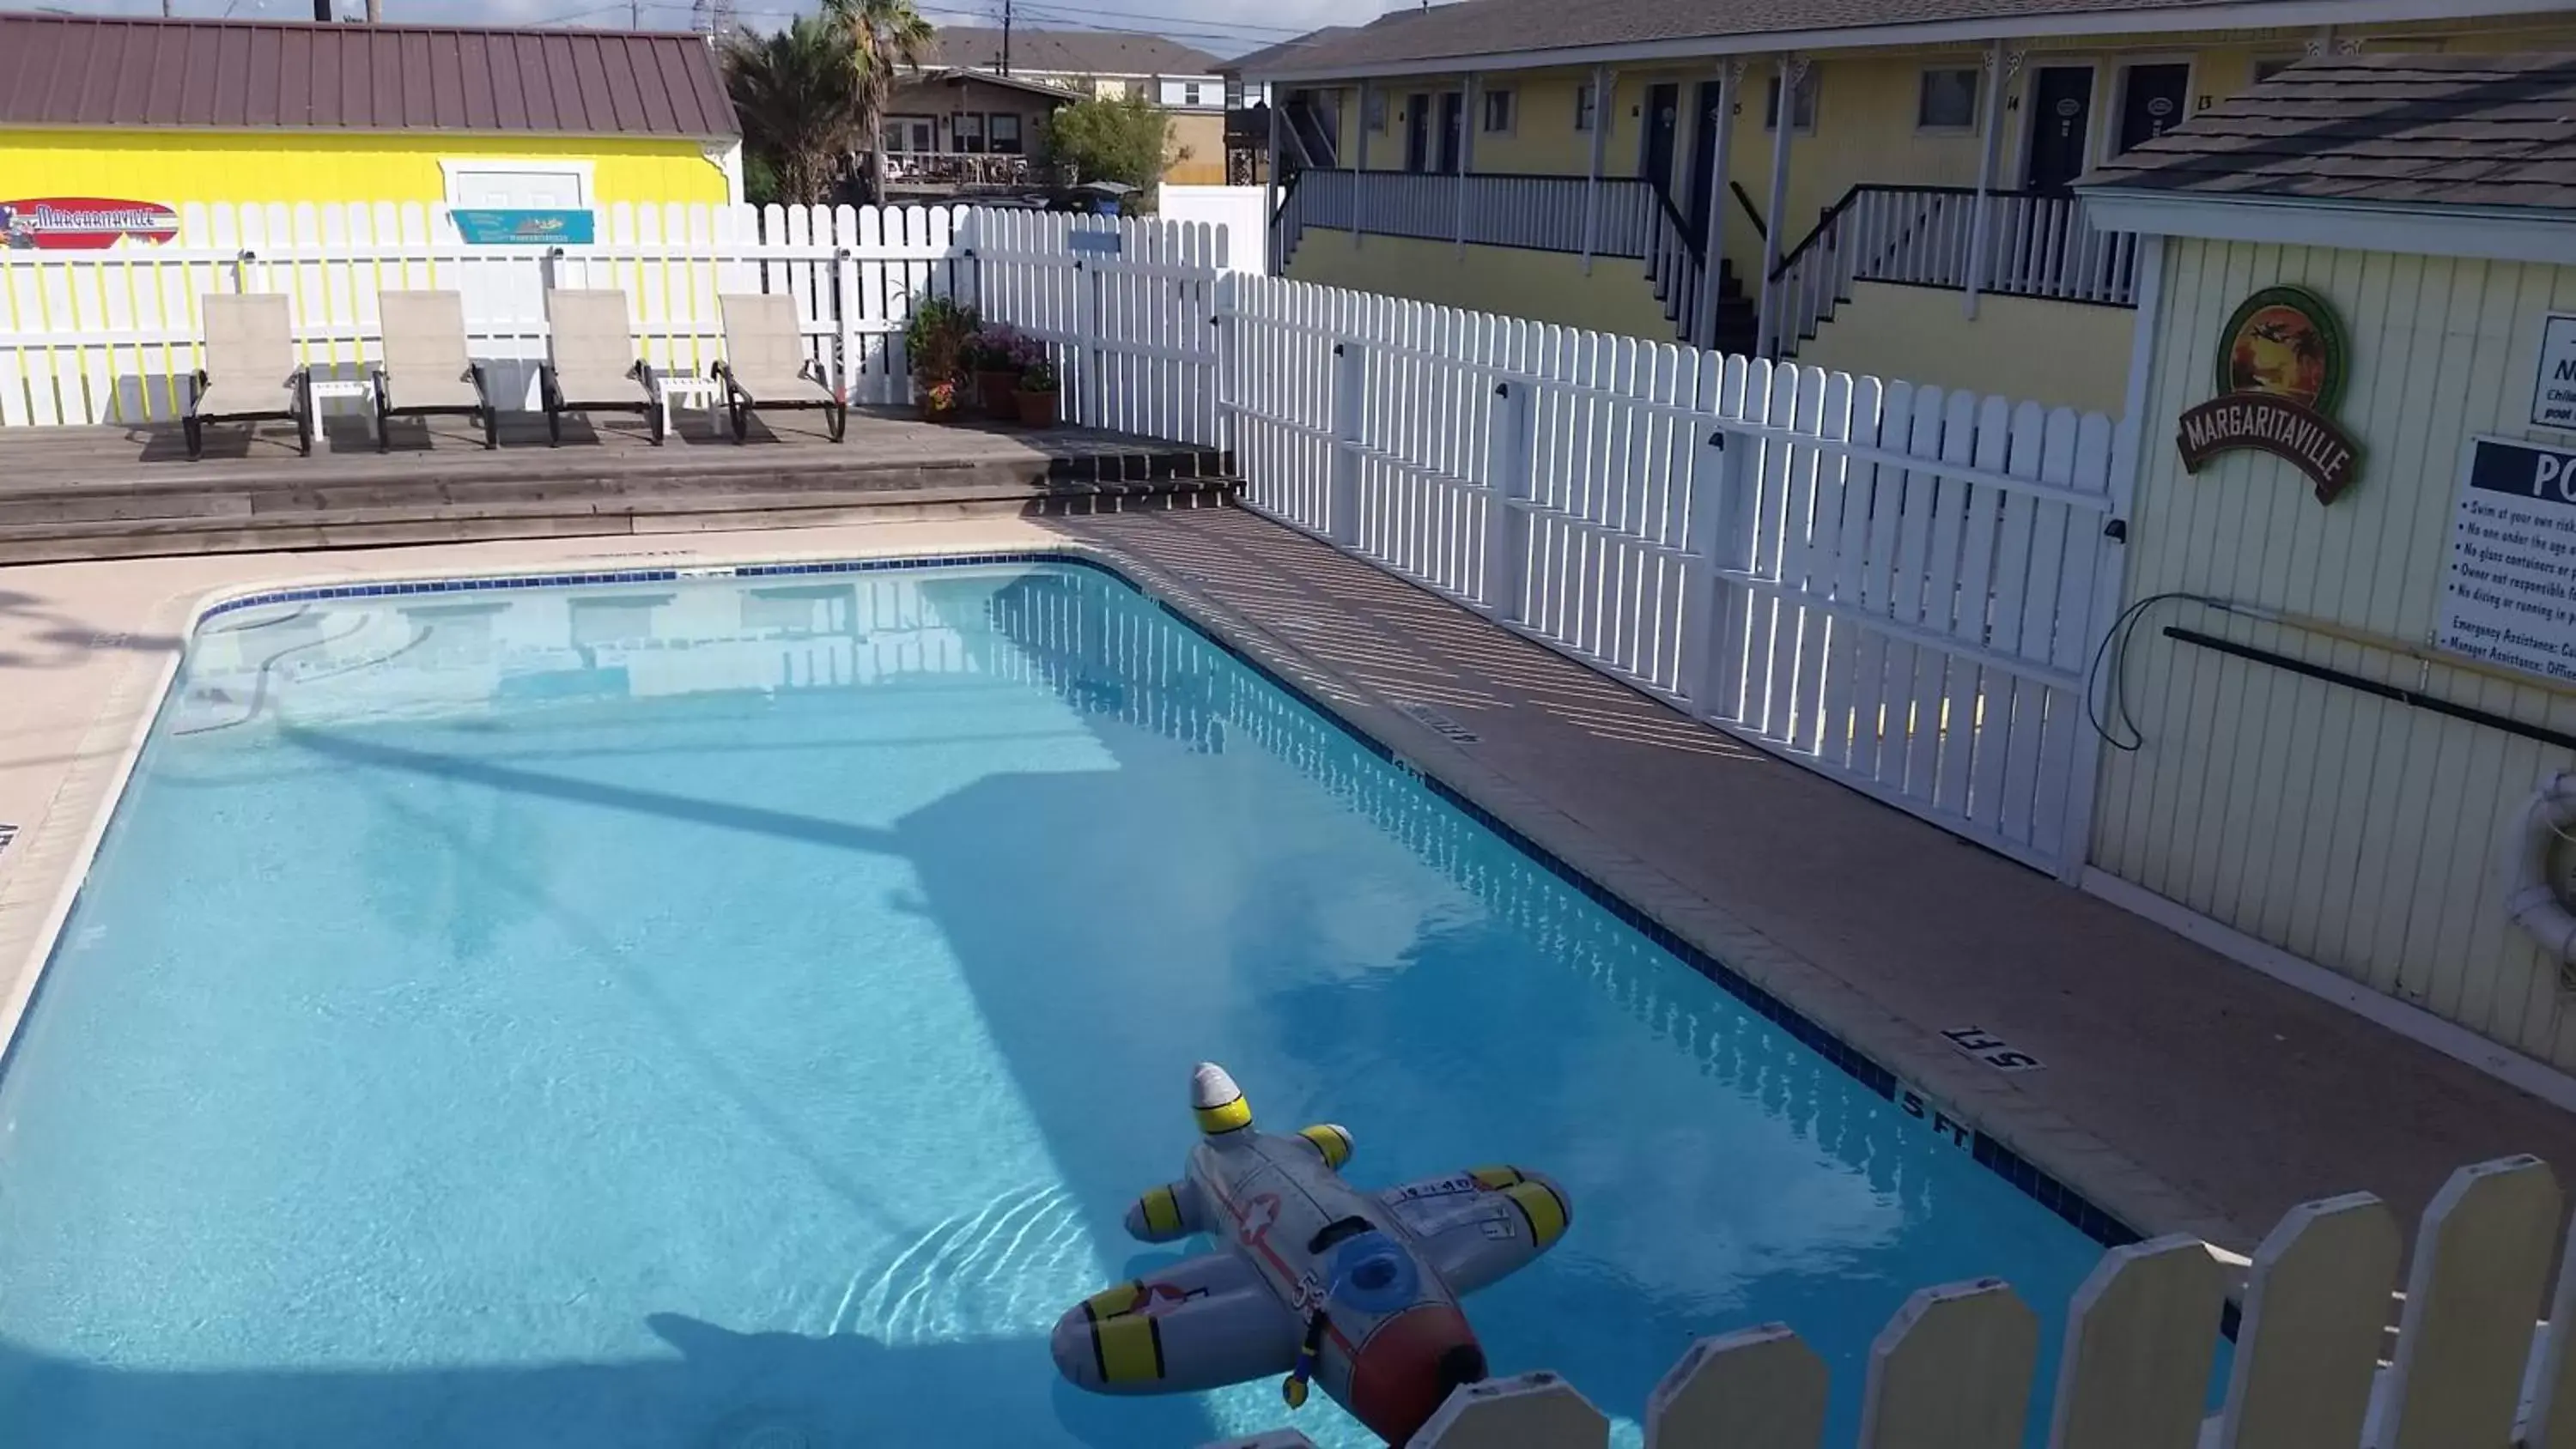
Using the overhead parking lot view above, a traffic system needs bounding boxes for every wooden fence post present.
[1858,1277,2039,1449]
[1413,1371,1609,1449]
[1645,1322,1827,1449]
[2215,1191,2401,1449]
[1327,326,1365,548]
[1480,372,1533,623]
[2045,1235,2226,1449]
[2379,1155,2561,1449]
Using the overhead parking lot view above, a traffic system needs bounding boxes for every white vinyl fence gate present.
[1221,274,2128,880]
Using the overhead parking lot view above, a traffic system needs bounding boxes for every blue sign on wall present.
[451,208,597,246]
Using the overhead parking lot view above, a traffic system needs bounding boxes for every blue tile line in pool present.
[192,549,2146,1254]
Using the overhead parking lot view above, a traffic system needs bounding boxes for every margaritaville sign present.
[2176,285,2363,504]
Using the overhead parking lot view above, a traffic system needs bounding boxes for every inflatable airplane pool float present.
[1050,1063,1571,1443]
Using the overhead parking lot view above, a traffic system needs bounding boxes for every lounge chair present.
[538,288,663,446]
[184,294,312,460]
[372,289,496,451]
[712,293,846,444]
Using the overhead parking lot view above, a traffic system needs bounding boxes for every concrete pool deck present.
[4,506,2573,1258]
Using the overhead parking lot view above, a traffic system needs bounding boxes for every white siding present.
[2093,238,2576,1070]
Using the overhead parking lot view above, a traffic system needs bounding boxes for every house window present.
[1482,88,1514,134]
[1765,70,1819,131]
[884,115,934,153]
[989,112,1024,155]
[1917,66,1979,130]
[953,112,985,153]
[1574,82,1597,132]
[1182,82,1204,106]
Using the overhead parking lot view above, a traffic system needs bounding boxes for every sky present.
[27,0,1387,58]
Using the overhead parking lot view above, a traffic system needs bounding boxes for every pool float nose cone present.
[1347,1303,1485,1444]
[1190,1062,1253,1135]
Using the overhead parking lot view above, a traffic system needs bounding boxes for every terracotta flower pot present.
[977,368,1023,421]
[920,391,960,425]
[1016,387,1059,427]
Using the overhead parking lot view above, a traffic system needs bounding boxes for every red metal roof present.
[0,14,738,139]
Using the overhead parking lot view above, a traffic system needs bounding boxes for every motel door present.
[446,166,591,410]
[1640,83,1680,198]
[1405,94,1431,172]
[1685,80,1725,251]
[2024,67,2094,194]
[2117,64,2191,153]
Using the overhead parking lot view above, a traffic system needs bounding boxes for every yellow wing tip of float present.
[1296,1123,1352,1168]
[1502,1178,1571,1249]
[1190,1062,1254,1134]
[1139,1185,1184,1235]
[1468,1164,1525,1190]
[1093,1309,1167,1384]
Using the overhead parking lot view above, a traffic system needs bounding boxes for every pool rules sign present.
[2439,436,2576,682]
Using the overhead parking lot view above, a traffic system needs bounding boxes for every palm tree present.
[825,0,934,204]
[723,19,865,207]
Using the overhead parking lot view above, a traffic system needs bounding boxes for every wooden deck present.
[0,407,1233,563]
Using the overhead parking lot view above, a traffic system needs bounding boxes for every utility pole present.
[629,0,641,27]
[1001,0,1012,75]
[367,0,380,20]
[311,0,331,21]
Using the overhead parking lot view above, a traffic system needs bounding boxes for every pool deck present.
[5,505,2574,1260]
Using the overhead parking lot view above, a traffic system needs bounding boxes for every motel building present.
[1237,0,2576,416]
[2076,53,2576,1083]
[0,14,741,251]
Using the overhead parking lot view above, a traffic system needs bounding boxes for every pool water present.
[0,558,2131,1448]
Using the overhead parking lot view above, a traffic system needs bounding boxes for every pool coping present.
[0,529,2241,1276]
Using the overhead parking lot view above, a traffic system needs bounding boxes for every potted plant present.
[970,324,1026,422]
[1016,357,1060,427]
[904,295,978,422]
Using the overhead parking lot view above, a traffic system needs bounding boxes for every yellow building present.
[2078,54,2576,1082]
[1237,0,2576,415]
[0,15,739,227]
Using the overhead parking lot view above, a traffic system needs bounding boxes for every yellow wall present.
[1167,112,1226,185]
[1792,280,2131,415]
[2094,239,2576,1072]
[0,128,730,209]
[1285,232,1677,341]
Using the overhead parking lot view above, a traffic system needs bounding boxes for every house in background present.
[878,69,1082,197]
[0,14,740,226]
[911,27,1231,185]
[1236,0,2576,414]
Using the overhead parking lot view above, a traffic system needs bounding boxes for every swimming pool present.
[0,555,2130,1447]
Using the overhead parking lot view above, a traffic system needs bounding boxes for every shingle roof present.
[2080,54,2576,211]
[0,13,737,138]
[1238,0,2317,77]
[920,27,1223,79]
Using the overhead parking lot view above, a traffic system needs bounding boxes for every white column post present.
[1964,39,2008,320]
[1679,415,1736,712]
[1480,375,1533,621]
[1454,73,1479,257]
[1753,53,1802,360]
[1692,62,1740,352]
[1353,81,1370,250]
[1327,336,1364,546]
[1579,64,1610,275]
[1263,96,1282,276]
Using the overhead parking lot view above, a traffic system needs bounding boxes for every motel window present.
[1364,89,1388,131]
[1917,67,1980,131]
[1765,70,1819,132]
[1482,88,1514,134]
[989,112,1024,155]
[954,112,986,153]
[1574,82,1597,132]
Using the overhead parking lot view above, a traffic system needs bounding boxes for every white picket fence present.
[1222,272,2123,880]
[0,200,1226,446]
[1205,1153,2576,1449]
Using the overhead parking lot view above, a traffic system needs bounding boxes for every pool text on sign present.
[1898,1084,1972,1151]
[2436,436,2576,683]
[2535,314,2576,433]
[1941,1026,2044,1072]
